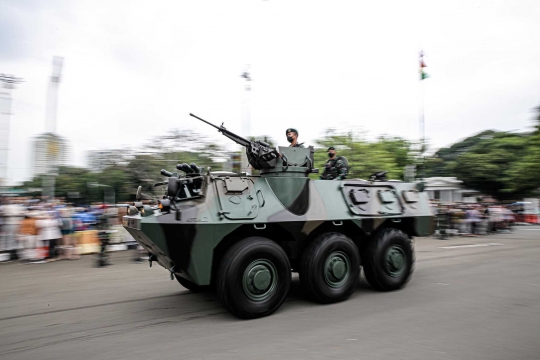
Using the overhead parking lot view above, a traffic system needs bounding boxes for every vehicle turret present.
[190,113,318,177]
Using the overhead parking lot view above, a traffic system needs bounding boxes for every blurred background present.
[1,0,540,258]
[1,4,540,360]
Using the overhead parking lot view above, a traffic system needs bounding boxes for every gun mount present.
[154,162,205,202]
[190,113,316,175]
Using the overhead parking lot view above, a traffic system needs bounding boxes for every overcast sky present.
[1,0,540,183]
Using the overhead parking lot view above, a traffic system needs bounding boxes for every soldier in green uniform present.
[286,128,304,148]
[321,146,348,180]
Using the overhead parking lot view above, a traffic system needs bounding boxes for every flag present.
[419,51,429,80]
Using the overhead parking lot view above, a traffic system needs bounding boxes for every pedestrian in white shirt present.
[36,212,63,262]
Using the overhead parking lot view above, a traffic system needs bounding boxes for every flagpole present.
[418,50,428,181]
[419,77,425,151]
[419,51,426,154]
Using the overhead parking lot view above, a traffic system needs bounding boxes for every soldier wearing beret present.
[285,128,304,148]
[321,146,348,180]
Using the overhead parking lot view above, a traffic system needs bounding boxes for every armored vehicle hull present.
[124,160,432,318]
[123,119,433,318]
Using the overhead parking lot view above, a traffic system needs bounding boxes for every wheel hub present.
[324,251,351,288]
[251,266,271,291]
[243,260,278,301]
[385,245,406,277]
[330,258,346,279]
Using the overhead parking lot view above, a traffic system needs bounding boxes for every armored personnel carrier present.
[122,114,434,319]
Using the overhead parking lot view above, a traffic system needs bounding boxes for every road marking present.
[520,229,540,231]
[439,243,504,249]
[346,339,358,341]
[436,283,450,286]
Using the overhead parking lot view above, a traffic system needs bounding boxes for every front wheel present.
[300,232,360,303]
[362,228,414,291]
[216,237,291,319]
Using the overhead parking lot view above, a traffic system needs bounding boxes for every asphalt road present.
[1,227,540,360]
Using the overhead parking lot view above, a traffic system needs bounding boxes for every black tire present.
[300,232,360,303]
[216,237,291,319]
[362,228,414,291]
[174,275,209,292]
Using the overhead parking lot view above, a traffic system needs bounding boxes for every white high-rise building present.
[0,85,12,182]
[32,57,68,184]
[0,74,22,185]
[32,133,69,176]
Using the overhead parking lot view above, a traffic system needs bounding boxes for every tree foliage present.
[19,129,227,203]
[504,105,540,198]
[16,103,540,203]
[425,103,540,200]
[310,129,416,180]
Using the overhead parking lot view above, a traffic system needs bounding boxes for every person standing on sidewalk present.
[36,212,63,262]
[60,207,79,260]
[18,211,40,263]
[466,206,481,237]
[2,198,25,260]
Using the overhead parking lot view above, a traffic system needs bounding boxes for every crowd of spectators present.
[0,196,120,263]
[2,195,534,261]
[432,203,516,238]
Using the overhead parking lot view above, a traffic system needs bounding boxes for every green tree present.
[311,129,414,180]
[425,130,498,177]
[424,102,540,200]
[504,104,540,197]
[16,128,229,204]
[425,131,532,200]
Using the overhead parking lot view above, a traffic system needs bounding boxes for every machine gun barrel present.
[190,113,281,170]
[190,113,250,148]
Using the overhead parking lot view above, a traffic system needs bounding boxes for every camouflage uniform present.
[321,156,348,180]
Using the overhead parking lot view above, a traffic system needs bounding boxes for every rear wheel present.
[217,237,291,319]
[362,228,414,291]
[300,232,360,303]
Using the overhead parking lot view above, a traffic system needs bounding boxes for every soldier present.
[321,146,348,180]
[286,128,304,148]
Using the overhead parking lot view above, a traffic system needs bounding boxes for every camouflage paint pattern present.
[123,146,434,285]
